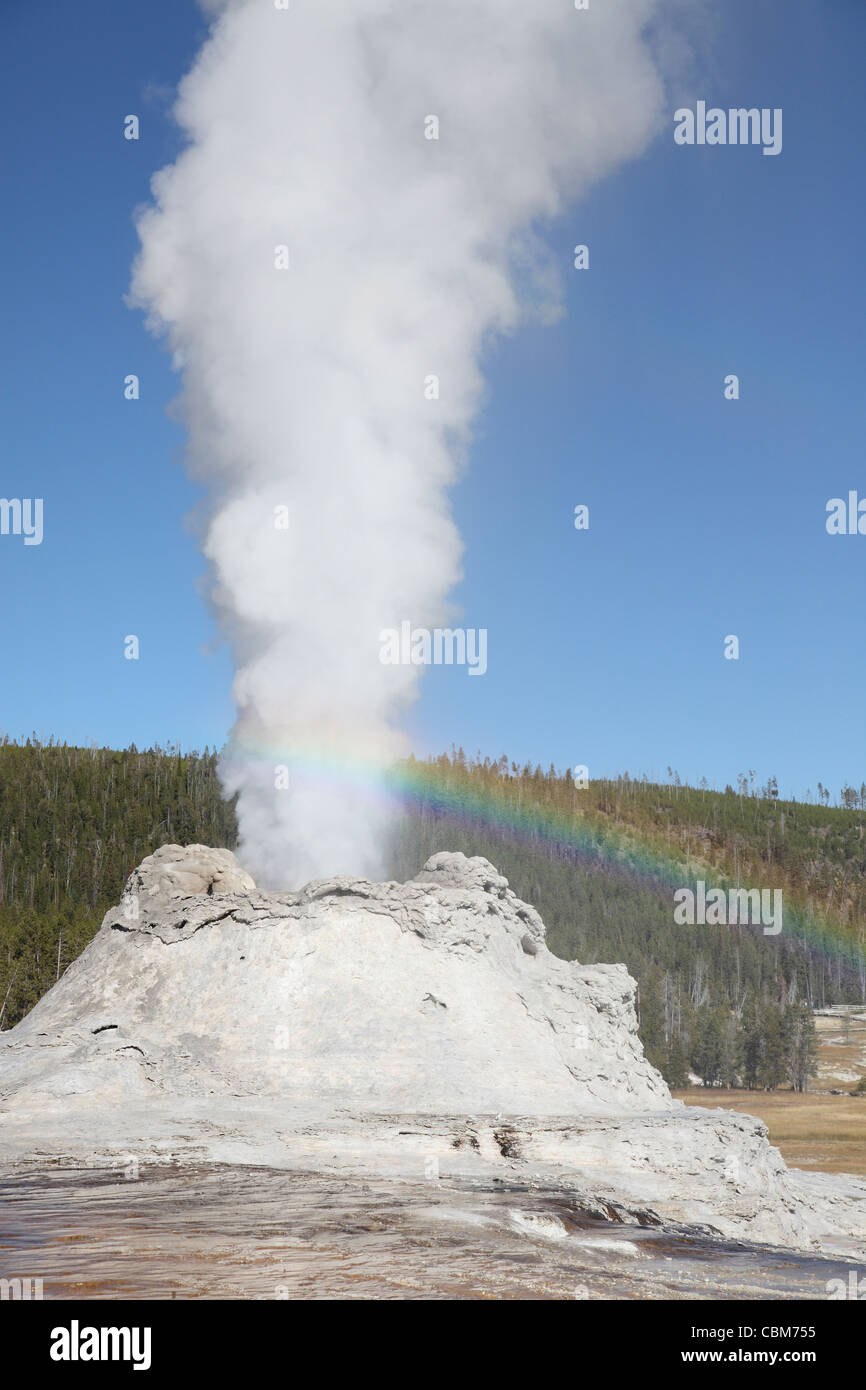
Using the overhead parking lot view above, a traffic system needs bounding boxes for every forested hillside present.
[1,741,863,1076]
[0,739,237,1028]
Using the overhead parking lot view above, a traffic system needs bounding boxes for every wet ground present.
[0,1164,859,1300]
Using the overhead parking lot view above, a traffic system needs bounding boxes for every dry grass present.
[812,1015,866,1088]
[673,1089,866,1173]
[671,1015,866,1174]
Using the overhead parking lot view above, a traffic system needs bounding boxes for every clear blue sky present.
[0,0,863,802]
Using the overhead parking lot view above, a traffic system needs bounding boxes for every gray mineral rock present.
[1,845,864,1257]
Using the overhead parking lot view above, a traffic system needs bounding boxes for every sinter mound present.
[1,845,864,1254]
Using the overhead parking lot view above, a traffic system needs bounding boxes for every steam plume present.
[131,0,671,887]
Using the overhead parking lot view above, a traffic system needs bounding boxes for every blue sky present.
[0,0,863,802]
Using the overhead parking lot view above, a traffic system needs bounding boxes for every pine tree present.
[758,1004,787,1091]
[737,999,763,1089]
[718,1008,739,1088]
[785,1003,818,1093]
[638,965,666,1072]
[662,1032,690,1088]
[691,1006,724,1087]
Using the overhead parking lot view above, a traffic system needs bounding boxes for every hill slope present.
[1,741,863,1039]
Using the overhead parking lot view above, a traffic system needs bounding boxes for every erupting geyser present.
[130,0,673,886]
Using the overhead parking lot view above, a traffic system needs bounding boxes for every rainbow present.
[387,757,865,969]
[225,742,864,968]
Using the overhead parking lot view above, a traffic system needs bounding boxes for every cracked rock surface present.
[1,845,864,1256]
